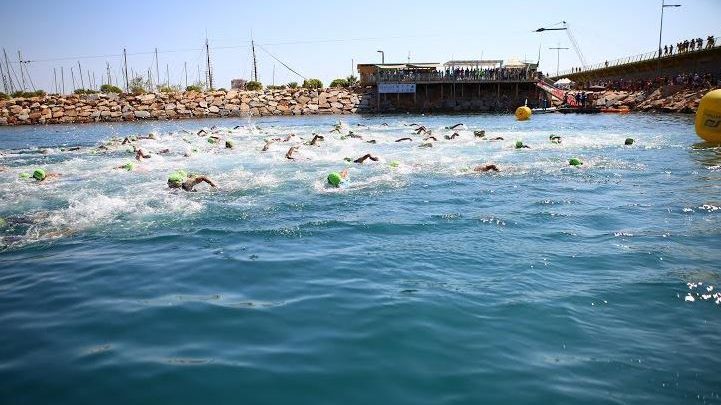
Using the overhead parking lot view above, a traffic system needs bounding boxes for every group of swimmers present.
[10,121,638,191]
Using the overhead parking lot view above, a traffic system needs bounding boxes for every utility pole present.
[251,38,258,82]
[93,72,97,90]
[18,51,26,91]
[155,48,160,89]
[197,65,201,87]
[61,66,65,94]
[123,48,129,92]
[658,0,681,58]
[351,58,354,77]
[549,45,569,76]
[205,37,213,90]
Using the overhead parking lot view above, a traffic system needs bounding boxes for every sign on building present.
[378,83,416,94]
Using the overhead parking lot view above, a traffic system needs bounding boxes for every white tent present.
[554,78,574,89]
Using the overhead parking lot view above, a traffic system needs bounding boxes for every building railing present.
[554,35,719,78]
[372,69,537,84]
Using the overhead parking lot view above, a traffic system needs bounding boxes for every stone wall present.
[592,85,718,113]
[0,88,376,126]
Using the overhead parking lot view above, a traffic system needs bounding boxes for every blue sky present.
[1,0,719,92]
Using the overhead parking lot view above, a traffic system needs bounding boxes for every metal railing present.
[372,69,537,84]
[554,35,719,78]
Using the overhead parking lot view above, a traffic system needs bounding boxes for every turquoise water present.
[1,113,720,404]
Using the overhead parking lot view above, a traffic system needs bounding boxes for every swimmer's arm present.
[197,176,217,188]
[395,137,413,142]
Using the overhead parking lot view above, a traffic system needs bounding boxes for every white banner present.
[378,83,416,94]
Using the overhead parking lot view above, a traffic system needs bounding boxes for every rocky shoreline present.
[1,85,715,126]
[592,85,717,113]
[0,88,374,126]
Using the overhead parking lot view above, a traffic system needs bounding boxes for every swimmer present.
[233,125,242,130]
[114,162,135,171]
[424,136,438,142]
[308,134,325,146]
[327,169,349,188]
[197,129,207,136]
[27,169,60,182]
[60,146,82,152]
[396,137,413,142]
[207,135,221,144]
[135,148,151,161]
[488,137,504,141]
[444,133,460,140]
[474,130,486,138]
[167,170,217,192]
[445,123,463,130]
[121,137,133,145]
[515,141,530,149]
[366,140,377,144]
[353,154,379,164]
[347,132,363,139]
[261,139,275,152]
[381,122,389,126]
[285,146,300,160]
[473,164,500,172]
[419,142,433,148]
[225,140,234,149]
[282,134,297,142]
[414,126,428,135]
[550,135,562,144]
[158,148,171,154]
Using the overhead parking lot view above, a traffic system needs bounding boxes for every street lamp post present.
[658,0,681,58]
[549,45,569,76]
[377,50,385,64]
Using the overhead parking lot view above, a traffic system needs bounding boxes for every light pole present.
[549,45,569,76]
[658,0,681,58]
[377,50,385,64]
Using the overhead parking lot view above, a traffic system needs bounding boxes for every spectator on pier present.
[663,46,668,56]
[690,39,696,51]
[669,44,674,54]
[697,38,703,49]
[706,36,715,49]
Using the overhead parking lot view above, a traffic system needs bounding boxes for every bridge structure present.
[549,35,721,87]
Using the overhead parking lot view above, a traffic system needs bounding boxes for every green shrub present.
[217,88,227,92]
[130,86,146,95]
[11,90,47,98]
[246,81,263,91]
[185,85,202,92]
[302,79,323,89]
[267,85,287,90]
[158,85,176,93]
[100,84,122,94]
[0,92,9,100]
[74,88,98,95]
[330,78,349,88]
[287,82,298,89]
[346,75,358,87]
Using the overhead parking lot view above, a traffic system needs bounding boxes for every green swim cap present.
[624,138,634,145]
[389,160,399,168]
[122,162,135,171]
[515,141,524,149]
[19,172,31,179]
[32,169,46,181]
[327,172,342,187]
[343,157,353,162]
[569,158,583,166]
[168,170,188,187]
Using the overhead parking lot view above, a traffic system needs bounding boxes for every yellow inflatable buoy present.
[695,89,721,143]
[515,106,532,121]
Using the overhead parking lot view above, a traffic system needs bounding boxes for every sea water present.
[0,113,720,404]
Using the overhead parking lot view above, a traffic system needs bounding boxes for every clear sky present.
[1,0,719,93]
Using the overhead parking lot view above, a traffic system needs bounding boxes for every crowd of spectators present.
[590,72,719,91]
[664,36,716,56]
[376,66,535,83]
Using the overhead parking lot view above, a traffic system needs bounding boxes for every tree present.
[330,78,349,88]
[287,82,299,89]
[100,84,122,94]
[346,75,358,87]
[246,81,263,91]
[302,79,323,89]
[129,76,149,94]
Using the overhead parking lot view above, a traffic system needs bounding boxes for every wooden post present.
[496,83,500,102]
[461,83,464,98]
[441,84,444,100]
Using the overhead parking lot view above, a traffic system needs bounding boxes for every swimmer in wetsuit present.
[326,169,349,188]
[353,154,379,164]
[473,164,500,172]
[167,170,217,192]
